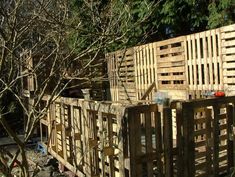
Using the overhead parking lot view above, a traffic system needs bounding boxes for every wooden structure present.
[40,95,235,177]
[21,23,235,176]
[107,24,235,102]
[20,51,107,100]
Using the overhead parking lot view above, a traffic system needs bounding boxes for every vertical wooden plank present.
[187,36,193,90]
[138,47,142,99]
[77,107,83,166]
[50,103,55,149]
[82,104,91,176]
[55,103,59,154]
[192,34,197,91]
[115,53,119,101]
[98,111,106,177]
[150,43,154,90]
[212,30,219,90]
[226,104,234,172]
[176,102,184,177]
[183,103,195,177]
[184,37,189,91]
[217,29,224,90]
[134,47,139,100]
[233,103,235,167]
[128,109,142,177]
[139,46,144,97]
[98,111,105,177]
[153,42,158,90]
[145,111,153,177]
[108,114,115,177]
[207,30,213,90]
[202,32,209,90]
[143,45,147,91]
[93,112,99,176]
[205,108,213,176]
[61,102,68,161]
[155,111,163,176]
[146,45,151,86]
[70,105,76,166]
[212,104,220,176]
[196,33,202,90]
[163,107,173,177]
[117,112,125,177]
[128,109,136,177]
[67,105,72,163]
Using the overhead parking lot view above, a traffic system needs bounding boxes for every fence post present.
[205,108,213,176]
[128,109,142,177]
[233,103,235,169]
[227,104,234,173]
[182,103,195,177]
[155,111,163,176]
[212,104,220,177]
[176,102,184,177]
[163,107,173,177]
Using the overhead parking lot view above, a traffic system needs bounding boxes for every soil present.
[0,144,67,177]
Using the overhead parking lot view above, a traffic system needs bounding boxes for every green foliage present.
[67,0,235,52]
[67,0,157,52]
[208,0,235,29]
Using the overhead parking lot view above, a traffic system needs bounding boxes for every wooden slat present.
[212,30,219,88]
[202,32,209,89]
[213,104,220,177]
[226,105,234,172]
[158,75,185,81]
[207,30,213,90]
[155,111,163,176]
[145,111,154,177]
[192,34,197,90]
[220,24,235,32]
[221,32,235,39]
[196,33,202,89]
[157,66,185,73]
[176,102,184,177]
[155,36,185,46]
[183,103,195,177]
[128,109,142,177]
[163,107,173,177]
[187,35,193,88]
[157,55,184,63]
[205,109,213,176]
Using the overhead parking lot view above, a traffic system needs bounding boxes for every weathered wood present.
[163,107,173,177]
[41,94,235,177]
[176,102,184,177]
[205,108,213,176]
[227,104,234,172]
[128,109,142,177]
[182,104,195,177]
[212,104,220,176]
[155,111,163,177]
[139,82,156,101]
[145,111,153,177]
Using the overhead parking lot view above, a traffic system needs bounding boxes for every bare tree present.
[0,0,156,176]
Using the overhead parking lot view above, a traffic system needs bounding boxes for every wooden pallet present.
[39,95,235,177]
[107,24,235,102]
[221,24,235,95]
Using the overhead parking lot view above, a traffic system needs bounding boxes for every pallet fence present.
[107,24,235,102]
[39,95,235,177]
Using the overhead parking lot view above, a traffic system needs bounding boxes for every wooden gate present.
[127,104,174,177]
[176,97,235,177]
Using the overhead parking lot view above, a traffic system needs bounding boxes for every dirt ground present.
[0,144,68,177]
